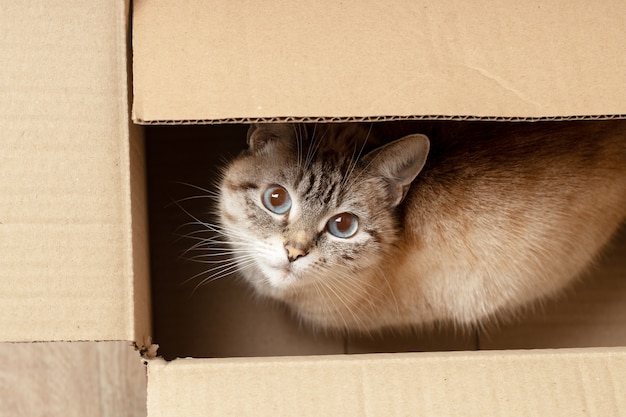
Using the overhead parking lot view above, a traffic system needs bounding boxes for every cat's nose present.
[285,244,308,262]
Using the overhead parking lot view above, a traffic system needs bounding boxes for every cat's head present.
[218,123,429,302]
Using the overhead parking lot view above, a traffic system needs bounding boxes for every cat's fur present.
[217,121,626,333]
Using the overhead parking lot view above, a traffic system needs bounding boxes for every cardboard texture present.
[133,0,626,123]
[147,349,626,417]
[2,1,626,416]
[0,1,150,343]
[0,341,146,416]
[135,1,626,414]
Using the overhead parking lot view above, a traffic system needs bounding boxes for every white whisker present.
[191,260,259,295]
[341,123,373,190]
[182,256,256,287]
[169,181,220,197]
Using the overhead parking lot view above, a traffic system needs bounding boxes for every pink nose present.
[285,245,307,262]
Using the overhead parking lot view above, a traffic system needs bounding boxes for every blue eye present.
[262,185,292,215]
[327,213,359,238]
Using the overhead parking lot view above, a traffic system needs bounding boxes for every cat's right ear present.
[247,123,297,152]
[360,134,430,207]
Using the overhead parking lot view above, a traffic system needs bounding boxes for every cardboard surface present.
[0,1,150,343]
[0,341,146,416]
[3,2,626,416]
[148,348,626,417]
[133,0,626,123]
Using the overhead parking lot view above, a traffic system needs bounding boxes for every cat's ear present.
[360,134,430,207]
[247,123,297,152]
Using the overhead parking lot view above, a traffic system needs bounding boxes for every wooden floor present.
[0,341,146,417]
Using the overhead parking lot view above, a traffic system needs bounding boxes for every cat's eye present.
[327,213,359,239]
[262,185,292,215]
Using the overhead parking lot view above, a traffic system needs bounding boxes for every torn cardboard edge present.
[150,345,626,366]
[0,339,157,365]
[134,113,626,125]
[134,339,160,361]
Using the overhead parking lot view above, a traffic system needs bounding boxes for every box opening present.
[144,120,626,360]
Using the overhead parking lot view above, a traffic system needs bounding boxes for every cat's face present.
[218,124,429,304]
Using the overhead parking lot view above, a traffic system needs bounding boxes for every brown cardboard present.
[133,1,626,123]
[0,341,146,416]
[147,348,626,417]
[2,1,626,416]
[0,1,150,344]
[133,0,626,409]
[133,0,626,413]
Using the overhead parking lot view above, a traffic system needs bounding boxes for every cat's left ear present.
[360,134,430,207]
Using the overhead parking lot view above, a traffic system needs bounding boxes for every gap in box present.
[144,121,626,361]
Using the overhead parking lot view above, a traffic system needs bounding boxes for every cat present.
[215,121,626,333]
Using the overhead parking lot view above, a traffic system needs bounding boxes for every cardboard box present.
[1,0,149,345]
[2,1,625,416]
[1,1,148,414]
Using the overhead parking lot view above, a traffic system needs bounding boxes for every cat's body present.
[217,121,626,332]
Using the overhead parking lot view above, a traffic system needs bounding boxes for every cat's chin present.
[260,264,297,287]
[247,260,311,295]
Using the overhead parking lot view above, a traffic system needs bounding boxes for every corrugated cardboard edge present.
[124,0,152,351]
[147,348,626,417]
[135,114,626,125]
[95,0,152,348]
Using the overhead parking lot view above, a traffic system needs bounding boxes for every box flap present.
[147,348,626,417]
[133,1,626,123]
[0,2,150,343]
